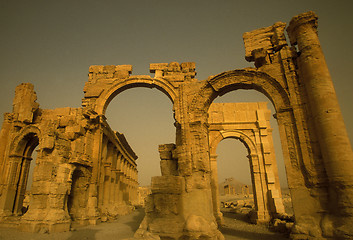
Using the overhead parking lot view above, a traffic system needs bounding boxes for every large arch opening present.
[196,70,297,233]
[214,89,288,191]
[104,86,175,223]
[106,87,175,186]
[216,138,255,224]
[95,78,176,116]
[217,138,252,194]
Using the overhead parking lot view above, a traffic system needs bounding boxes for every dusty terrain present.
[0,206,289,240]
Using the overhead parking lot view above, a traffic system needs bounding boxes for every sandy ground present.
[220,208,288,240]
[0,208,144,240]
[0,207,289,240]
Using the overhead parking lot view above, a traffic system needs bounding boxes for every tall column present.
[98,137,108,207]
[103,143,113,209]
[288,11,353,237]
[209,154,223,225]
[117,154,124,204]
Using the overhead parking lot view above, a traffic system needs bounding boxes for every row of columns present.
[99,136,138,214]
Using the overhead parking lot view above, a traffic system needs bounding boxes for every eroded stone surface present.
[0,11,353,239]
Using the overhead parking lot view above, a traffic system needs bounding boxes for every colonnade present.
[98,129,138,216]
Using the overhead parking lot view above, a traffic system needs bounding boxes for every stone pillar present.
[0,156,23,216]
[0,114,12,179]
[209,154,223,226]
[110,151,118,205]
[248,154,271,223]
[122,160,128,202]
[13,157,31,215]
[117,154,124,204]
[86,127,102,225]
[98,138,108,207]
[288,11,353,237]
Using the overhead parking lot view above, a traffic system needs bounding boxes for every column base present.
[20,208,72,233]
[20,219,71,233]
[249,210,271,224]
[134,215,224,240]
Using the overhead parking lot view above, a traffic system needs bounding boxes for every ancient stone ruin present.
[0,11,353,239]
[208,102,285,225]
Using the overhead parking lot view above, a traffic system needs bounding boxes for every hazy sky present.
[1,1,352,187]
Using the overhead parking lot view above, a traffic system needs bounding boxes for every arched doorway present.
[213,89,288,189]
[208,101,286,224]
[8,130,40,216]
[82,70,179,220]
[68,167,90,223]
[187,69,323,234]
[217,138,251,188]
[105,87,175,187]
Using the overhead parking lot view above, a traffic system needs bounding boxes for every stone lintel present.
[150,63,169,73]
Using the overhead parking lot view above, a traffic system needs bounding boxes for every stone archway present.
[94,76,177,116]
[183,65,334,237]
[208,102,285,225]
[68,166,91,224]
[81,63,193,115]
[0,126,41,216]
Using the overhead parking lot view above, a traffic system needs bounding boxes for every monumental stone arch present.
[82,62,188,115]
[0,11,353,240]
[208,102,285,226]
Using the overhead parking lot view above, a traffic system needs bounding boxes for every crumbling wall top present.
[243,22,287,62]
[12,83,39,123]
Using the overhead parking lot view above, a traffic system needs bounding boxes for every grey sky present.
[1,1,352,187]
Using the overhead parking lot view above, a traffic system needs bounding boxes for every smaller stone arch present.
[9,126,41,157]
[208,102,285,224]
[209,130,257,157]
[67,164,91,224]
[0,126,42,216]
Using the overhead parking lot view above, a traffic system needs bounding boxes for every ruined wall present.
[0,83,138,232]
[0,11,352,240]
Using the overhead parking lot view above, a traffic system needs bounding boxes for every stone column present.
[122,160,128,202]
[209,154,223,225]
[0,114,12,179]
[0,155,22,216]
[98,137,108,207]
[288,11,353,237]
[248,154,271,223]
[103,143,113,209]
[117,154,124,204]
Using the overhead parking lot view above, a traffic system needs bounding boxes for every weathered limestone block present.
[150,62,196,81]
[151,176,184,195]
[243,22,287,62]
[158,144,178,176]
[12,83,39,123]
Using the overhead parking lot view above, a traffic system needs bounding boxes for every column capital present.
[287,11,318,45]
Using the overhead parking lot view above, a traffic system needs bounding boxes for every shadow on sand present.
[124,207,145,232]
[220,209,289,240]
[66,228,99,240]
